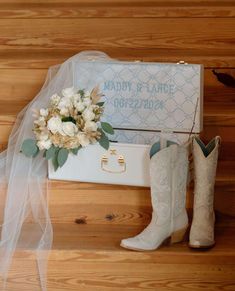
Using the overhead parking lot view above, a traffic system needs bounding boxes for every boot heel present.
[170,226,188,244]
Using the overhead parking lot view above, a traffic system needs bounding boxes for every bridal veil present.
[0,51,112,290]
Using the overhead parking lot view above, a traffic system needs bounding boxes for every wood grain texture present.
[0,161,234,224]
[0,2,235,290]
[46,180,235,224]
[0,18,234,67]
[3,220,235,291]
[48,162,234,220]
[1,69,235,101]
[2,50,235,69]
[0,0,235,19]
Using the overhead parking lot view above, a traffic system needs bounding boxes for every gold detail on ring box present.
[101,149,126,173]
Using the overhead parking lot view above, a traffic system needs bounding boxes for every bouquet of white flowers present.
[21,86,114,170]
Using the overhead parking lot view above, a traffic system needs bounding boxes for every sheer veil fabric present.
[0,51,112,290]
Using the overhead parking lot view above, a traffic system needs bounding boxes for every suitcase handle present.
[101,153,126,174]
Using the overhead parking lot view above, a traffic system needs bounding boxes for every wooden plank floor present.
[3,216,235,291]
[1,0,235,19]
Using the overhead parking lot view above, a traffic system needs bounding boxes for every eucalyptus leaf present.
[45,145,56,160]
[33,147,39,157]
[101,122,114,135]
[21,139,39,157]
[71,147,81,155]
[78,89,85,97]
[99,131,110,150]
[150,142,161,159]
[52,148,59,171]
[57,148,69,167]
[96,101,105,107]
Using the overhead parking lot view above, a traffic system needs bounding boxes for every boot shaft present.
[150,143,189,222]
[189,136,220,248]
[120,141,189,251]
[192,136,220,208]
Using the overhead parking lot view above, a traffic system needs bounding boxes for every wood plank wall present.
[0,1,234,177]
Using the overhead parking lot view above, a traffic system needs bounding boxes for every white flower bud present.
[77,132,90,147]
[72,93,81,103]
[37,139,52,150]
[75,101,85,112]
[58,97,72,111]
[40,108,49,117]
[84,121,98,132]
[51,94,61,105]
[62,87,75,98]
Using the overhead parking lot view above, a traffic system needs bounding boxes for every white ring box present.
[48,59,203,186]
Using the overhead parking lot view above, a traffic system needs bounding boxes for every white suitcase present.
[49,143,151,187]
[49,58,203,186]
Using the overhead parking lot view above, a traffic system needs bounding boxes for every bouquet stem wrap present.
[0,51,111,290]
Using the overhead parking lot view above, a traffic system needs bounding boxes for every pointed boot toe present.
[120,237,142,251]
[189,238,215,249]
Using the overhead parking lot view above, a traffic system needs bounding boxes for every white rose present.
[72,93,81,103]
[62,87,75,98]
[82,107,95,121]
[58,97,72,111]
[62,122,78,137]
[40,108,48,117]
[37,139,52,150]
[77,132,90,147]
[75,101,85,112]
[51,94,61,105]
[84,121,98,132]
[47,116,62,134]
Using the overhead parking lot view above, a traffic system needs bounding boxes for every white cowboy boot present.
[189,136,221,249]
[120,143,189,251]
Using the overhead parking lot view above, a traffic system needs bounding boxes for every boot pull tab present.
[215,136,222,153]
[188,134,197,157]
[160,129,173,149]
[216,136,222,146]
[160,137,167,149]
